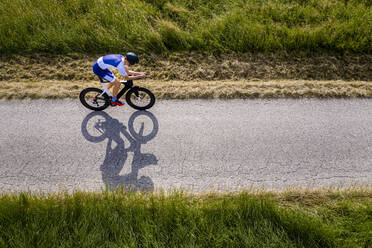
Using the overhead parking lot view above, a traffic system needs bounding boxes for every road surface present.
[0,99,371,193]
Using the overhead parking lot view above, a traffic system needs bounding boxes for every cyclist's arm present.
[118,62,146,80]
[128,70,147,76]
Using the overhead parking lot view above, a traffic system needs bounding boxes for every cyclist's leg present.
[93,63,123,105]
[111,78,121,98]
[99,71,121,98]
[97,77,112,96]
[102,74,123,105]
[93,65,118,95]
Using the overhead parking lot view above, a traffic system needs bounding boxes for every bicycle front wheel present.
[126,87,155,110]
[79,87,110,111]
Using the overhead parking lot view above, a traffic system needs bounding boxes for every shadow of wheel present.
[81,111,159,144]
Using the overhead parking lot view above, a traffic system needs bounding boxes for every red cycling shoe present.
[110,99,124,106]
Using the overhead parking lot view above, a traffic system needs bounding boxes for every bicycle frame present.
[98,77,135,100]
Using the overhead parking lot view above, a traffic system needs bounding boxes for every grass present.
[1,1,371,100]
[0,188,371,247]
[1,80,371,100]
[2,53,372,82]
[1,52,371,100]
[0,0,371,54]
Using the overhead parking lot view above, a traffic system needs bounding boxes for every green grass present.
[0,0,371,54]
[0,190,371,247]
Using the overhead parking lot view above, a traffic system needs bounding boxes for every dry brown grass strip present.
[2,53,372,82]
[0,80,371,100]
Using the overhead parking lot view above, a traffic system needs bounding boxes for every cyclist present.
[92,52,147,106]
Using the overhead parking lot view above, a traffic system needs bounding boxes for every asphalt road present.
[0,99,371,193]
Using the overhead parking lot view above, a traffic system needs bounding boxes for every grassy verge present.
[1,53,371,100]
[2,53,372,82]
[1,80,371,100]
[1,0,371,54]
[0,188,371,247]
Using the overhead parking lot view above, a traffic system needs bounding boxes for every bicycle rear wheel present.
[79,87,110,111]
[125,87,155,110]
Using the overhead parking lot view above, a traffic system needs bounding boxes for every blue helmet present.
[125,52,139,65]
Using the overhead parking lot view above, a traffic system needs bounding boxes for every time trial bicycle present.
[79,77,155,111]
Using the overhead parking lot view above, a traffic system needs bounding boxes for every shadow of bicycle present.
[81,111,159,192]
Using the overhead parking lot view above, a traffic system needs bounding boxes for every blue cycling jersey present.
[100,54,124,67]
[93,54,127,82]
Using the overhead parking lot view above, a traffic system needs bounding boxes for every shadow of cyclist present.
[81,111,159,192]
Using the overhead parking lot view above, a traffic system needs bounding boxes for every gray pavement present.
[0,99,371,193]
